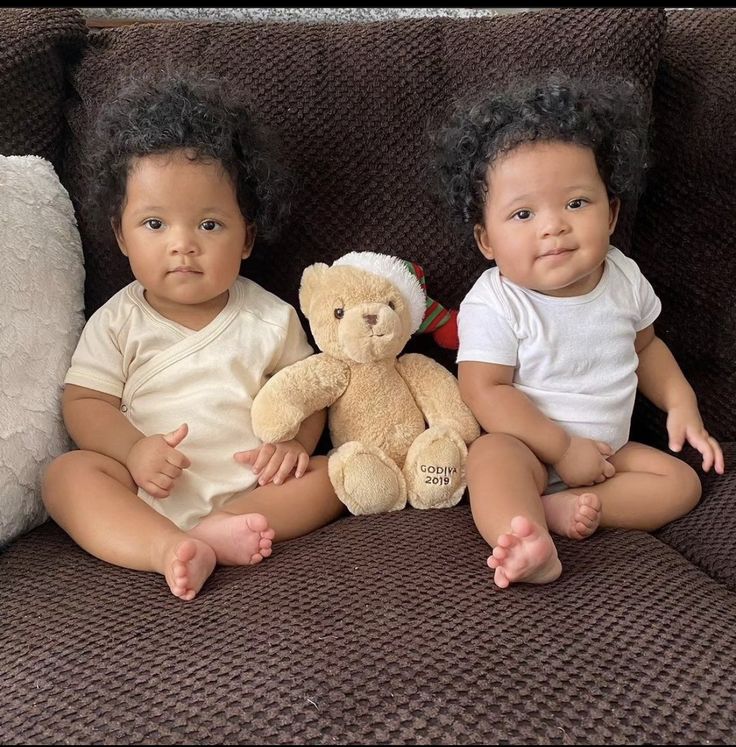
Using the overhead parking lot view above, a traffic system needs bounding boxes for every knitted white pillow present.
[0,155,85,548]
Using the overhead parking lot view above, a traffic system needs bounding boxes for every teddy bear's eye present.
[334,308,344,319]
[388,300,396,310]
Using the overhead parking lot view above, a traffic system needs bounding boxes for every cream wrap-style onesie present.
[64,276,313,530]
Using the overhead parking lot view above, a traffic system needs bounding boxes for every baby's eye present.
[567,198,588,210]
[512,209,532,221]
[200,220,219,231]
[144,219,163,230]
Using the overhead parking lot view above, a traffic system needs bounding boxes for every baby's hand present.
[667,404,725,474]
[553,436,616,488]
[126,423,191,498]
[234,439,309,486]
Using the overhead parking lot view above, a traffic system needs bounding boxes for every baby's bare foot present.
[487,515,561,589]
[542,491,601,540]
[188,512,275,566]
[166,538,217,601]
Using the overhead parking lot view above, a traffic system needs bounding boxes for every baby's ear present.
[608,196,621,235]
[112,219,128,257]
[474,223,494,261]
[299,263,329,319]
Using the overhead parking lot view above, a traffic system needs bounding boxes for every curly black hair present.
[83,66,292,241]
[430,73,652,237]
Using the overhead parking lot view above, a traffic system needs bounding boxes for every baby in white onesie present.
[431,73,724,589]
[42,69,344,601]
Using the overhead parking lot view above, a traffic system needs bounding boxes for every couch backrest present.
[0,9,87,171]
[630,9,736,445]
[10,8,733,442]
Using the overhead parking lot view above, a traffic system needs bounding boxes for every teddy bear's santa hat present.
[332,251,426,333]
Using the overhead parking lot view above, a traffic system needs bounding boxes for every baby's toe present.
[579,493,601,509]
[494,567,510,588]
[578,506,599,523]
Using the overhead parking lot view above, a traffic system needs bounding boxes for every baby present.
[42,69,343,600]
[431,73,725,588]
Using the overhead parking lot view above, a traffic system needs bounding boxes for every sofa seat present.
[3,444,736,743]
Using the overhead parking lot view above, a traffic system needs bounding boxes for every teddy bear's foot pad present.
[404,427,467,509]
[329,442,407,515]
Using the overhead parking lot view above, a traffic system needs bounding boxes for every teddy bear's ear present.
[299,263,330,319]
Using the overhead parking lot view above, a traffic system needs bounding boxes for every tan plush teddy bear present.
[251,251,480,515]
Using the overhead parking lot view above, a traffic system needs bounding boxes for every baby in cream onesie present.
[65,276,314,530]
[42,69,344,601]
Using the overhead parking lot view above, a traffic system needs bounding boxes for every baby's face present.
[474,140,619,297]
[114,149,252,321]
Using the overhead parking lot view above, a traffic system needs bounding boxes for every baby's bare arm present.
[458,361,570,465]
[636,326,724,473]
[294,408,327,454]
[63,383,144,464]
[635,326,697,411]
[459,362,615,485]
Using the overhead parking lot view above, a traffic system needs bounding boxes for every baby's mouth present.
[169,266,202,274]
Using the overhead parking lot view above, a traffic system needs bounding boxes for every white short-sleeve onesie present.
[457,246,661,465]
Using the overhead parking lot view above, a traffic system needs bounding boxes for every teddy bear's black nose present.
[364,314,378,326]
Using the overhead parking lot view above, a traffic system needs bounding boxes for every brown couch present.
[2,7,736,744]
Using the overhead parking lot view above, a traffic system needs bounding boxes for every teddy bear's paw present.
[404,426,468,510]
[328,442,407,515]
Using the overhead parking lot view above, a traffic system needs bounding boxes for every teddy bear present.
[251,251,480,515]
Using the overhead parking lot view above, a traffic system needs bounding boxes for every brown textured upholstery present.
[3,7,736,744]
[631,8,736,447]
[628,10,736,592]
[0,8,87,171]
[657,442,736,591]
[5,509,736,744]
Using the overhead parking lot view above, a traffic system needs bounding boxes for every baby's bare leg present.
[574,441,702,531]
[218,455,345,542]
[42,450,215,600]
[467,434,561,588]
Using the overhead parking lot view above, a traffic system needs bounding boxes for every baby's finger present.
[295,452,310,479]
[668,423,686,453]
[701,446,714,474]
[272,452,299,485]
[595,441,614,457]
[252,444,276,475]
[258,451,285,485]
[711,437,726,475]
[233,447,261,465]
[233,448,258,464]
[144,480,170,499]
[160,463,182,480]
[152,473,174,492]
[167,451,190,470]
[603,460,616,479]
[688,431,714,472]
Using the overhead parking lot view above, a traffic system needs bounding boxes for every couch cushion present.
[630,8,736,445]
[0,8,87,170]
[656,441,736,592]
[3,510,736,743]
[0,156,86,548]
[62,7,666,352]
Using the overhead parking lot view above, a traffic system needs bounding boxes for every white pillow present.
[0,155,85,547]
